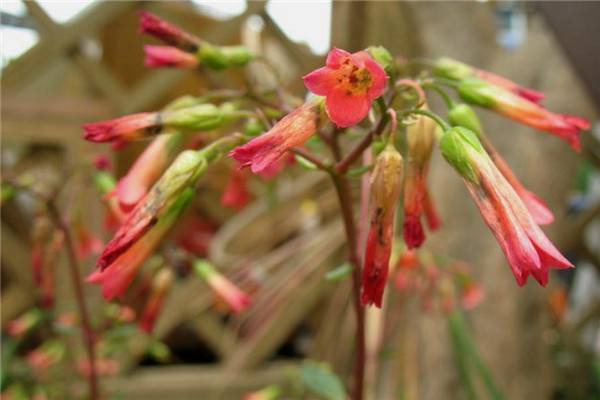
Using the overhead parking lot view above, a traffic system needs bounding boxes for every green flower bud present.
[198,44,254,70]
[457,78,496,108]
[433,57,473,80]
[164,104,224,131]
[439,127,485,183]
[94,172,117,195]
[165,95,204,111]
[368,46,393,73]
[448,103,483,136]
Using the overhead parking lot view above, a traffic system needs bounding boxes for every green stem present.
[408,108,451,131]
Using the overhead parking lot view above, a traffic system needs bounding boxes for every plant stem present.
[47,201,99,400]
[330,172,365,400]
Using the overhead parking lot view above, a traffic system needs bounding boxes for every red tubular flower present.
[83,112,160,143]
[303,48,387,127]
[422,188,441,230]
[139,11,200,52]
[362,145,403,307]
[441,127,573,286]
[115,133,182,212]
[144,45,199,69]
[458,78,590,150]
[448,103,554,225]
[434,57,544,104]
[221,167,252,210]
[403,106,439,249]
[230,101,320,174]
[193,260,251,314]
[139,269,174,333]
[97,151,205,271]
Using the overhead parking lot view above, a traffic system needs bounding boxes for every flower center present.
[337,58,372,96]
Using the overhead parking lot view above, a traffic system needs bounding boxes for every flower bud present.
[447,103,483,136]
[439,127,485,183]
[139,269,174,333]
[198,44,254,70]
[193,260,251,314]
[433,57,473,80]
[138,11,200,52]
[367,45,394,73]
[144,45,199,69]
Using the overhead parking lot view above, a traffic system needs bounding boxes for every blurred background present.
[1,1,599,399]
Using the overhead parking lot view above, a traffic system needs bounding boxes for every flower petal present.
[303,66,337,96]
[326,47,351,68]
[364,58,388,101]
[326,88,371,128]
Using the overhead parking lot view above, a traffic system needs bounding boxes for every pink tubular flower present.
[441,127,573,286]
[229,101,320,174]
[303,48,387,127]
[139,11,200,52]
[362,144,403,307]
[193,260,251,314]
[7,309,43,338]
[115,133,181,212]
[83,112,159,143]
[139,269,174,333]
[403,106,439,249]
[434,57,544,104]
[458,78,590,150]
[221,167,252,210]
[144,45,199,69]
[460,281,485,310]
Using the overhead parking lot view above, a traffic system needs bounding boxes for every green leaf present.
[325,263,353,282]
[300,360,347,400]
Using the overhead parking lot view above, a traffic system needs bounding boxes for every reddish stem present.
[330,173,365,400]
[47,201,99,400]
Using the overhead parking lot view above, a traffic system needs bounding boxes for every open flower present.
[193,260,251,314]
[362,144,403,307]
[403,105,439,248]
[434,57,544,103]
[144,45,199,69]
[303,48,387,127]
[230,100,320,174]
[139,11,200,52]
[139,269,174,333]
[458,78,590,150]
[448,103,554,224]
[440,127,573,286]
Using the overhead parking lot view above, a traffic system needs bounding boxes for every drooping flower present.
[193,260,251,314]
[230,100,320,174]
[221,167,252,210]
[144,45,199,69]
[139,269,174,333]
[448,103,554,224]
[434,57,545,103]
[457,78,590,150]
[87,189,193,300]
[96,150,206,271]
[362,144,403,307]
[440,127,573,286]
[303,48,388,127]
[115,132,184,211]
[83,104,230,143]
[403,105,439,249]
[139,11,200,52]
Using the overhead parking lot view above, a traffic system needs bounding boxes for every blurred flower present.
[362,145,403,307]
[26,341,65,373]
[75,224,103,261]
[193,260,251,314]
[449,103,554,225]
[93,154,112,171]
[7,309,43,338]
[403,105,439,248]
[144,45,199,69]
[139,269,174,333]
[304,48,387,127]
[457,78,589,150]
[460,281,485,310]
[434,57,544,103]
[221,167,252,210]
[78,357,120,377]
[230,100,320,174]
[175,217,217,257]
[139,11,200,52]
[440,127,573,286]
